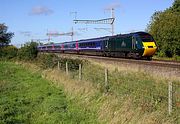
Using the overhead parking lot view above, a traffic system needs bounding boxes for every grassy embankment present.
[0,61,98,124]
[1,53,179,124]
[33,54,179,124]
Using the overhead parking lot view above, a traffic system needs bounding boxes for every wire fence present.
[56,60,180,115]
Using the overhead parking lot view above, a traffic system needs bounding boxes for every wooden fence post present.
[79,64,82,80]
[105,68,109,92]
[168,81,173,115]
[57,61,60,70]
[66,62,68,75]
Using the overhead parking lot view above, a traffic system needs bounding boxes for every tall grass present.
[0,61,99,124]
[11,54,180,123]
[53,56,180,124]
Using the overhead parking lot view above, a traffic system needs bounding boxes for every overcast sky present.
[0,0,174,47]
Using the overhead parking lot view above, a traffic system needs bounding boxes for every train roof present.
[38,31,150,47]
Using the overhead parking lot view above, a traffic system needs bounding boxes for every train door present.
[132,36,136,50]
[104,40,110,52]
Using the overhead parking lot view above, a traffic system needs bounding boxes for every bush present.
[17,42,38,60]
[36,54,84,70]
[36,54,58,69]
[58,57,84,71]
[0,45,18,59]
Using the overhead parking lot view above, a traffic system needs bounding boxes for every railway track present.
[58,53,180,69]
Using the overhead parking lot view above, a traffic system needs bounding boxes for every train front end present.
[137,32,157,59]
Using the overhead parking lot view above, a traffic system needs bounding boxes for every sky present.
[0,0,174,47]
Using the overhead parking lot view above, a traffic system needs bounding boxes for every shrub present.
[0,45,18,59]
[17,42,38,60]
[58,57,84,71]
[36,54,58,69]
[36,54,85,70]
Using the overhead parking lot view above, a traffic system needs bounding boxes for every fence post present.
[105,68,109,92]
[168,81,173,115]
[66,62,68,75]
[79,64,82,80]
[57,61,60,70]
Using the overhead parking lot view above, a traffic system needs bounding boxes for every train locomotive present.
[38,32,157,60]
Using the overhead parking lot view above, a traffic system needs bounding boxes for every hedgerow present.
[0,45,18,60]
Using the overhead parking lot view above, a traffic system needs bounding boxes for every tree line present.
[0,23,38,60]
[147,0,180,57]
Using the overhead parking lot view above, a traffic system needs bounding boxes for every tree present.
[147,0,180,57]
[0,23,14,45]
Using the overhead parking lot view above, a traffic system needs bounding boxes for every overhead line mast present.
[74,18,114,24]
[73,8,115,36]
[111,8,115,36]
[47,30,74,41]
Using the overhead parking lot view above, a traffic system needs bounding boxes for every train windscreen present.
[139,34,154,42]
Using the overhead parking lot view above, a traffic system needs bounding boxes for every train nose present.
[142,42,157,56]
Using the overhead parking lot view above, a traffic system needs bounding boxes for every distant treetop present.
[0,23,14,45]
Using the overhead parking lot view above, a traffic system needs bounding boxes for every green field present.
[0,61,98,124]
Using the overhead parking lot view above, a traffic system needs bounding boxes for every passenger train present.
[38,32,157,60]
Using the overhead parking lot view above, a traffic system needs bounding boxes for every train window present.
[91,42,93,46]
[139,34,154,42]
[64,45,68,48]
[80,43,86,47]
[55,46,60,48]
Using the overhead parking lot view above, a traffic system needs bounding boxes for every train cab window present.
[139,34,154,42]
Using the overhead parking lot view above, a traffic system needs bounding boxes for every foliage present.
[36,53,84,70]
[36,53,58,69]
[58,57,84,71]
[147,0,180,57]
[17,42,38,60]
[0,45,18,59]
[0,23,14,45]
[0,62,98,124]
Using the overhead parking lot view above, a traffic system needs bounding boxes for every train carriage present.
[38,31,157,60]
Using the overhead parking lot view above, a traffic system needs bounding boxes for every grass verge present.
[0,61,98,124]
[7,53,179,124]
